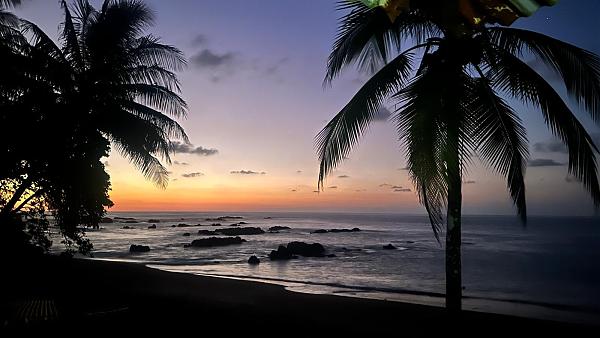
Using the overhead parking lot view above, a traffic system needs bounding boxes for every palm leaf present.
[317,48,416,189]
[325,1,438,84]
[484,46,600,208]
[468,74,529,222]
[488,27,600,123]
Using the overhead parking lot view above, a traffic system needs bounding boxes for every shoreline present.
[148,263,600,326]
[2,256,597,335]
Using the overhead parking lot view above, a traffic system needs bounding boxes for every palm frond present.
[488,27,600,123]
[123,83,187,118]
[121,100,188,141]
[0,0,20,9]
[130,35,187,72]
[317,48,416,189]
[485,46,600,208]
[124,64,181,91]
[468,73,529,222]
[394,70,448,240]
[60,0,85,71]
[325,1,438,84]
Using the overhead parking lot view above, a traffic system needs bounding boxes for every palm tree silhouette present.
[20,0,188,188]
[317,1,600,311]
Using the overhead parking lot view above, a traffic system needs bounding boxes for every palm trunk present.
[0,178,32,216]
[446,131,462,312]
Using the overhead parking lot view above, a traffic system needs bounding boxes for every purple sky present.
[14,0,600,215]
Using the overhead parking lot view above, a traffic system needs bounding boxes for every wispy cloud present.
[191,49,236,69]
[170,142,218,156]
[533,140,567,154]
[528,158,564,167]
[394,188,411,192]
[182,172,204,178]
[464,180,476,184]
[230,170,266,175]
[173,160,189,166]
[328,186,338,189]
[338,175,350,179]
[190,34,208,47]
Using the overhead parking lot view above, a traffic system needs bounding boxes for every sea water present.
[65,212,600,323]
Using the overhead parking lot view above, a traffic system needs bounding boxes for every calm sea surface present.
[63,212,600,323]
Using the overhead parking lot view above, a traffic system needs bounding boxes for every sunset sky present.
[15,0,600,215]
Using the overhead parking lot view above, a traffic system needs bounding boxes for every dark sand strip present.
[1,256,597,336]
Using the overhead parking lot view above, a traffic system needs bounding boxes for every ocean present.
[66,212,600,324]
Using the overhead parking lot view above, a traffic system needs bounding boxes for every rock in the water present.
[124,220,138,224]
[248,255,260,265]
[121,226,134,229]
[100,217,113,223]
[182,232,191,236]
[130,244,150,253]
[147,224,157,229]
[383,244,397,250]
[215,227,265,236]
[269,245,297,260]
[311,229,328,234]
[185,236,246,248]
[287,241,326,257]
[312,228,361,234]
[268,226,291,232]
[176,223,191,227]
[210,223,221,227]
[148,219,161,223]
[197,229,217,235]
[115,217,136,220]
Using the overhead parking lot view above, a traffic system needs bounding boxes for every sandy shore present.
[1,255,597,336]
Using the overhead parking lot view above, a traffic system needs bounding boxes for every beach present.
[1,255,597,336]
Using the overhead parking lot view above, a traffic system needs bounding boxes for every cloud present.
[379,183,392,188]
[398,167,409,171]
[173,160,189,166]
[534,134,600,154]
[191,49,235,69]
[355,189,366,192]
[528,158,564,167]
[533,140,567,154]
[170,142,218,156]
[391,185,403,189]
[191,34,208,47]
[296,170,303,173]
[338,175,350,178]
[230,170,266,175]
[291,189,297,192]
[394,188,411,192]
[373,106,392,121]
[328,186,338,189]
[464,180,476,184]
[182,172,204,178]
[264,57,289,76]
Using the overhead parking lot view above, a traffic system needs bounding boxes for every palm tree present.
[1,0,188,252]
[317,0,600,312]
[20,0,188,189]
